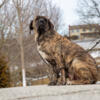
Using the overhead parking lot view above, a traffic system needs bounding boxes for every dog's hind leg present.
[60,68,66,85]
[67,79,95,85]
[67,58,97,85]
[67,67,96,85]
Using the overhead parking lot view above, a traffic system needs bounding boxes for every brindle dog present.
[29,16,98,85]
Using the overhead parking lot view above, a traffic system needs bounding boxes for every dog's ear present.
[29,20,33,30]
[48,19,54,30]
[29,20,33,34]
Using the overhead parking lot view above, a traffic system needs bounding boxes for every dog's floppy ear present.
[29,20,33,34]
[48,19,54,30]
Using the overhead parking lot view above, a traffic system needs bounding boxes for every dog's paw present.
[48,82,57,86]
[56,81,66,85]
[61,81,66,85]
[66,78,73,85]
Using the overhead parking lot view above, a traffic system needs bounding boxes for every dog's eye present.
[39,18,44,23]
[39,18,47,24]
[36,17,47,25]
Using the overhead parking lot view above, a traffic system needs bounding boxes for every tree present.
[0,0,6,8]
[76,0,100,24]
[12,0,26,87]
[76,0,100,50]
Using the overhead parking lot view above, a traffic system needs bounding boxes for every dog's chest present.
[37,45,48,60]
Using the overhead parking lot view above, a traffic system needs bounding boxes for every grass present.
[31,78,50,85]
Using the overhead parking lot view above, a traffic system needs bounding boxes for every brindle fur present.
[29,16,98,85]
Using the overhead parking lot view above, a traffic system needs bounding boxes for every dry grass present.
[31,78,50,85]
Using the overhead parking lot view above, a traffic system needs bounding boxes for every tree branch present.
[0,0,6,8]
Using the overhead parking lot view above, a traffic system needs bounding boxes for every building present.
[69,24,100,40]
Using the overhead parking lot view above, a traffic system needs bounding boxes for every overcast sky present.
[54,0,79,26]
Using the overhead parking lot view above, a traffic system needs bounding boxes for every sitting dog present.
[29,16,98,85]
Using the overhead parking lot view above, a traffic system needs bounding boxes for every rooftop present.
[69,24,100,30]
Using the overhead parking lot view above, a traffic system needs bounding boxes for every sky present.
[54,0,79,26]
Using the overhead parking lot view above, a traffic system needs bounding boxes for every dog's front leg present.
[48,66,59,86]
[61,68,66,85]
[57,67,66,85]
[55,57,66,85]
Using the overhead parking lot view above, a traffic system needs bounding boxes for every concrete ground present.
[0,84,100,100]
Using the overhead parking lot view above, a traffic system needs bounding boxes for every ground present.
[0,83,100,100]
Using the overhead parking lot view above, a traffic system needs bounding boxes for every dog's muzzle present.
[38,22,45,30]
[38,19,46,28]
[36,19,46,32]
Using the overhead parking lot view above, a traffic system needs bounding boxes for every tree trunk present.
[17,6,26,87]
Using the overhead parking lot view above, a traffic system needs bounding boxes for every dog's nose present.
[39,19,44,24]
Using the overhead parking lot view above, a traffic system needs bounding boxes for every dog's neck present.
[37,30,55,45]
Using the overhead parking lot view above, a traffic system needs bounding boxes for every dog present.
[29,16,98,85]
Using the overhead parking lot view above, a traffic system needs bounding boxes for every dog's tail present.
[29,20,33,34]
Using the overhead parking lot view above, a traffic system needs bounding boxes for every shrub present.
[0,53,10,88]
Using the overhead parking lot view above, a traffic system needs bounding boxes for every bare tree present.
[77,0,100,24]
[0,0,6,8]
[76,0,100,50]
[12,0,27,87]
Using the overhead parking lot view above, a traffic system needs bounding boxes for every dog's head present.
[29,16,54,35]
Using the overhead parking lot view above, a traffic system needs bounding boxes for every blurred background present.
[0,0,100,88]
